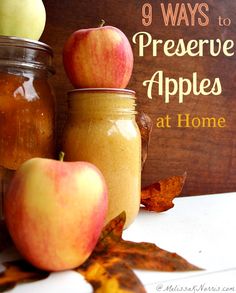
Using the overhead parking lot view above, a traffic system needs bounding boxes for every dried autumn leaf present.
[109,240,199,271]
[76,212,200,292]
[95,211,125,253]
[136,112,153,169]
[0,260,49,292]
[77,257,146,293]
[77,212,147,292]
[141,173,187,212]
[91,211,199,272]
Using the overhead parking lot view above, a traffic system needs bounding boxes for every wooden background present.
[41,0,236,195]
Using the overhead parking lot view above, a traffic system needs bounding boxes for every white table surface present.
[1,192,236,293]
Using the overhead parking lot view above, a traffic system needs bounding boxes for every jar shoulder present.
[64,118,141,139]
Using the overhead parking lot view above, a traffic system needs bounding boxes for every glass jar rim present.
[68,88,137,115]
[0,35,53,56]
[0,36,55,74]
[68,88,136,95]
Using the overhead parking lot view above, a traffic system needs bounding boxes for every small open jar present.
[0,36,56,215]
[62,89,141,227]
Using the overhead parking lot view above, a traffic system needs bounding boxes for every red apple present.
[4,156,108,271]
[63,22,134,88]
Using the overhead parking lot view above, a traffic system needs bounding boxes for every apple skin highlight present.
[63,25,134,88]
[4,158,108,271]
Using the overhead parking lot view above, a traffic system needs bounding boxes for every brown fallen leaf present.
[76,212,200,292]
[77,212,147,292]
[91,211,199,272]
[141,173,187,212]
[136,112,153,169]
[94,210,125,253]
[0,260,49,292]
[109,240,199,271]
[77,257,146,293]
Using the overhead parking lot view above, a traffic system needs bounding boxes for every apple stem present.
[59,152,65,162]
[99,19,105,27]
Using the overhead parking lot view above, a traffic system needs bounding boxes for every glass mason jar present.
[62,89,141,227]
[0,36,56,216]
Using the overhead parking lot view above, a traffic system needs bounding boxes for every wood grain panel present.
[41,0,236,195]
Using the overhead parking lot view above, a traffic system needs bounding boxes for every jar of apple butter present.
[62,89,141,227]
[0,36,56,216]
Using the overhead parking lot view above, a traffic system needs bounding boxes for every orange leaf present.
[0,260,49,292]
[95,211,125,253]
[109,240,200,271]
[91,212,200,272]
[141,173,187,212]
[77,256,146,293]
[78,212,147,292]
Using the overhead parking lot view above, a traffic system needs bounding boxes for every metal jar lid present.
[0,36,55,74]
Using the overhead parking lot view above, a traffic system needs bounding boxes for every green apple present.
[0,0,46,40]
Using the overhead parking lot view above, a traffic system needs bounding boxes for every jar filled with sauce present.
[62,89,141,227]
[0,36,56,215]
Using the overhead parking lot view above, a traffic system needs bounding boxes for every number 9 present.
[142,3,152,27]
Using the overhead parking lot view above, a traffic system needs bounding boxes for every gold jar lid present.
[69,88,136,95]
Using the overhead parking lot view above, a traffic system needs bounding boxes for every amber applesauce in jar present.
[0,36,55,213]
[62,89,141,227]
